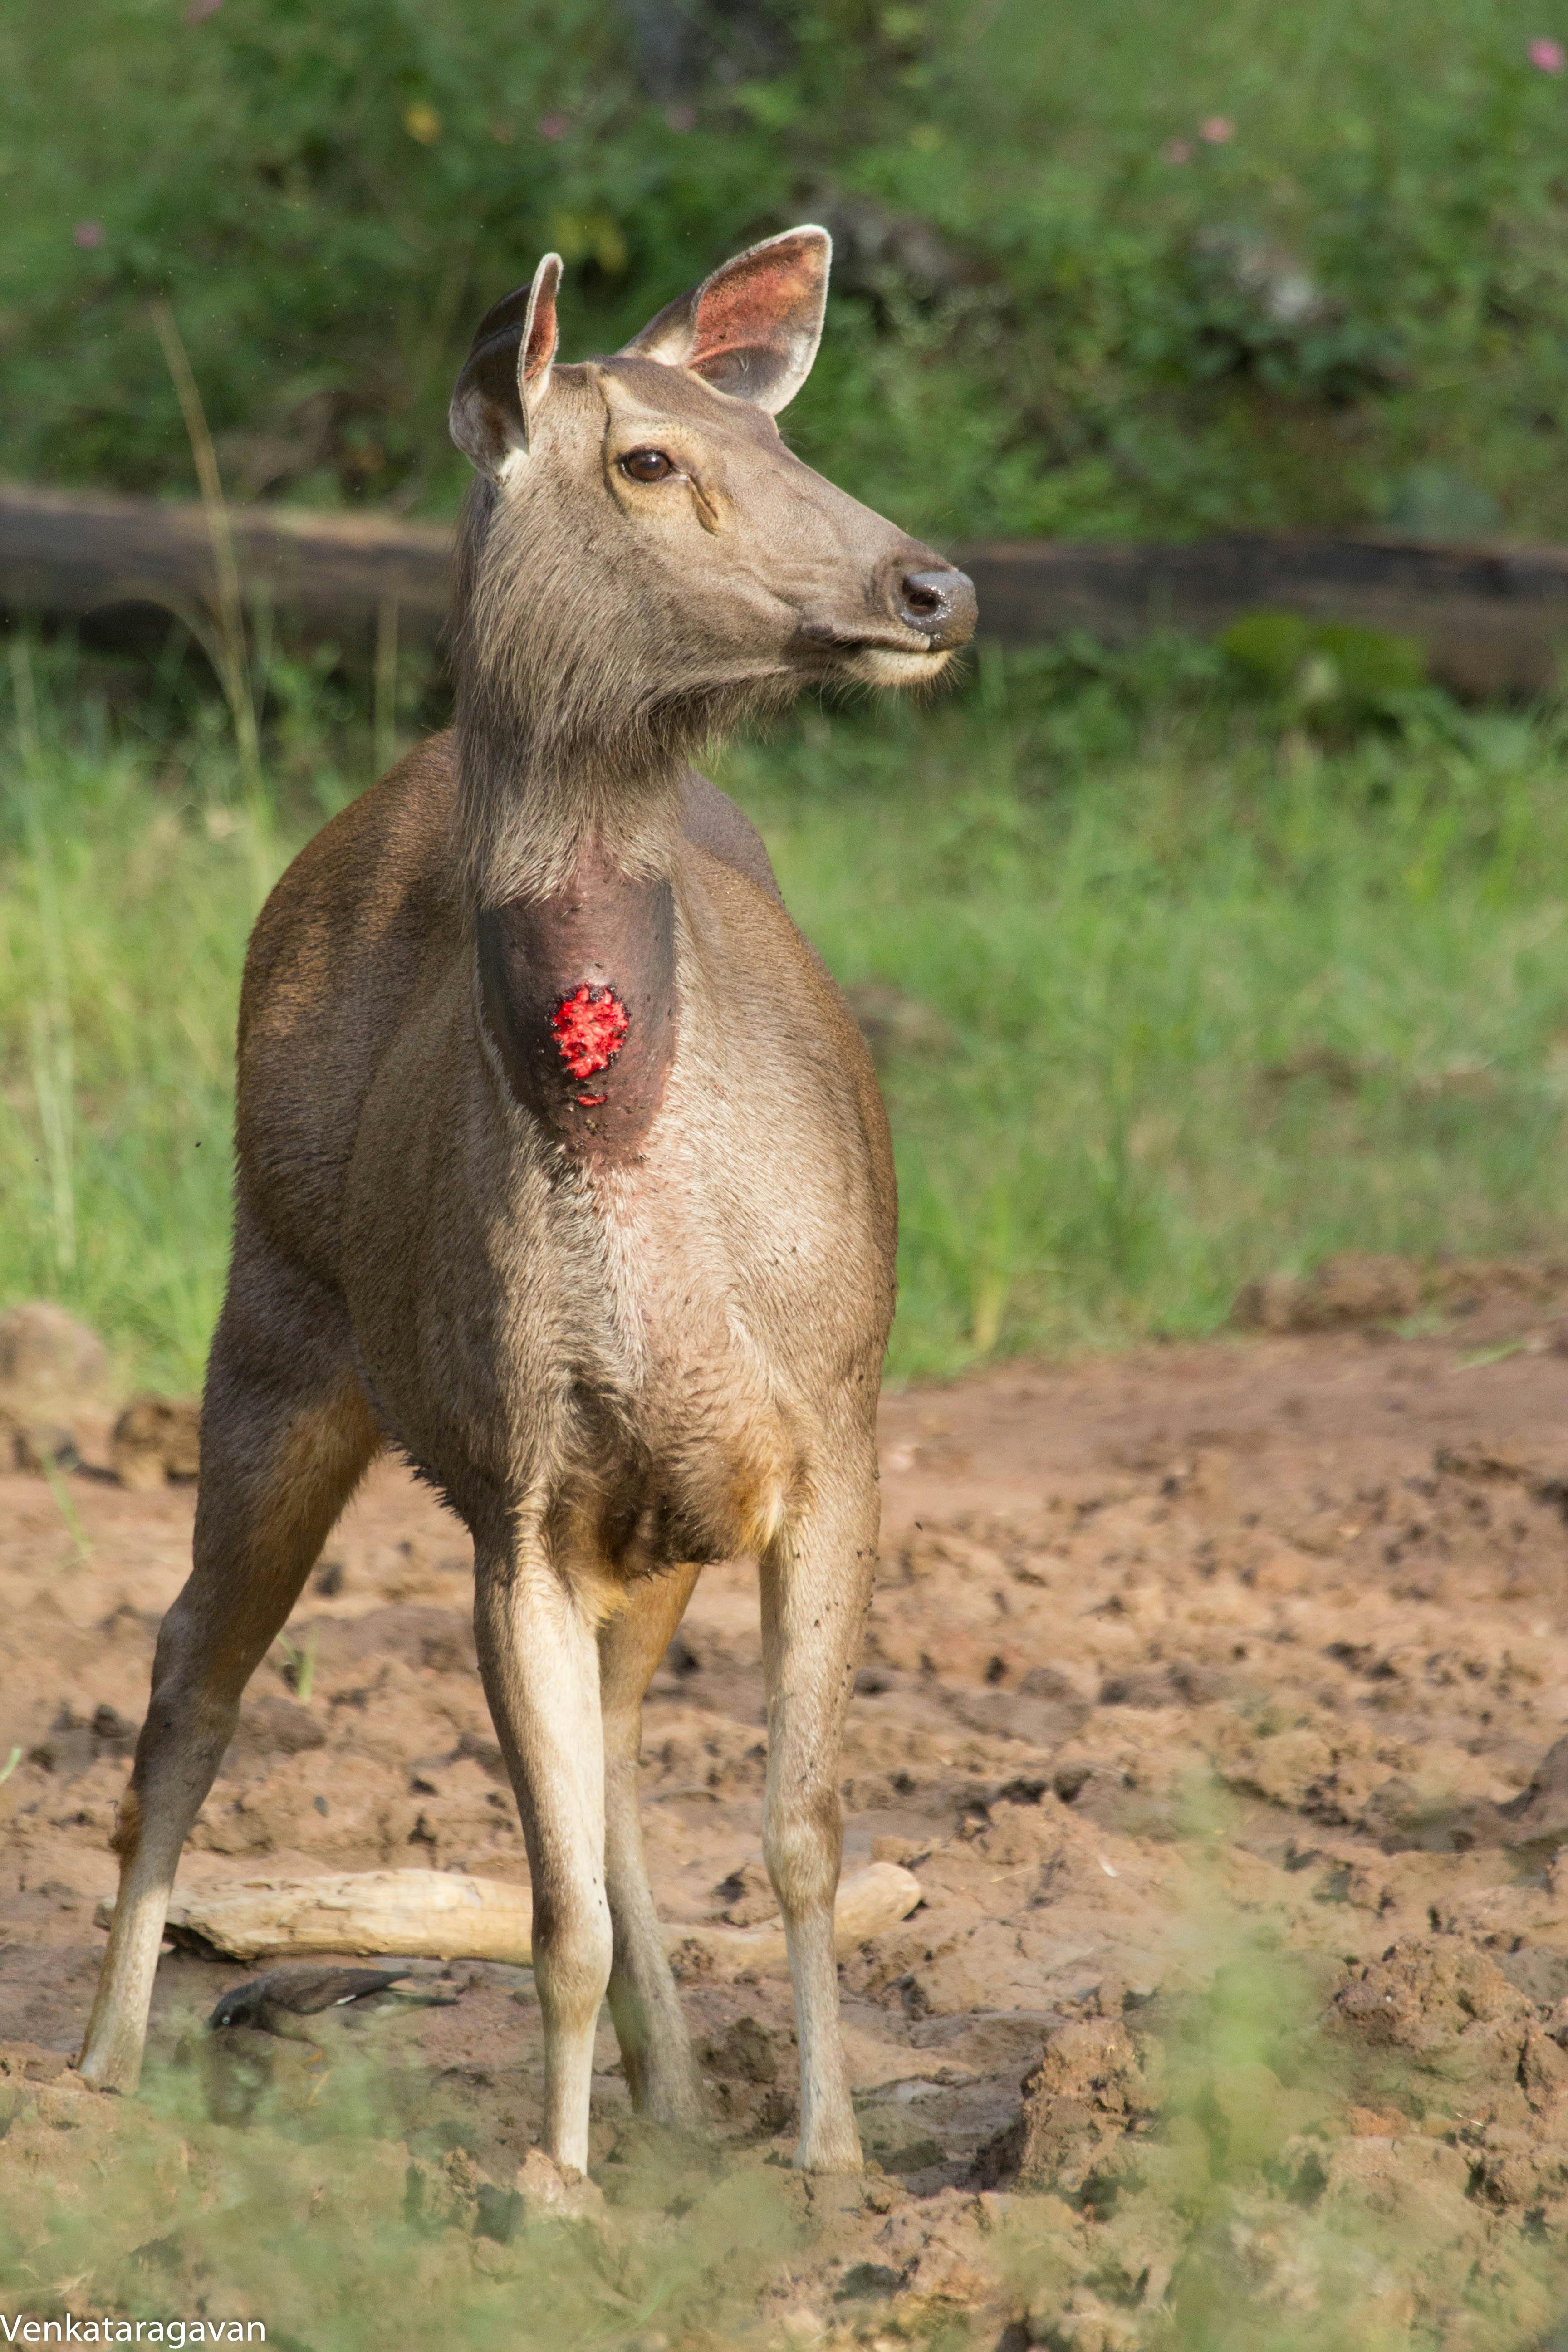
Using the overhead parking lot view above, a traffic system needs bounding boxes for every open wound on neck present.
[475,858,674,1162]
[551,983,630,1104]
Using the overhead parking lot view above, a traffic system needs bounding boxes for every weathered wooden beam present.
[0,479,451,649]
[7,479,1568,694]
[959,534,1568,697]
[136,1860,924,1978]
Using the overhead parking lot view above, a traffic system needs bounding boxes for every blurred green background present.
[8,0,1568,1391]
[9,629,1568,1390]
[9,0,1568,541]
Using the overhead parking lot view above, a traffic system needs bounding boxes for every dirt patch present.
[7,1318,1568,2343]
[1235,1248,1568,1342]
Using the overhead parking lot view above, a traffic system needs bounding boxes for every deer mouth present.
[795,619,956,686]
[795,561,975,684]
[841,641,955,687]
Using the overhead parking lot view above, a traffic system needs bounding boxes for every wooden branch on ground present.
[125,1860,923,1980]
[0,480,451,651]
[961,534,1568,698]
[8,478,1568,693]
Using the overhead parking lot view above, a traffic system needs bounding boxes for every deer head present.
[448,232,975,889]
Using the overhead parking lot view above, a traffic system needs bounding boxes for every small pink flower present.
[536,112,568,142]
[1200,115,1235,143]
[1163,137,1193,164]
[73,220,104,249]
[184,0,222,22]
[664,103,695,132]
[1529,35,1565,69]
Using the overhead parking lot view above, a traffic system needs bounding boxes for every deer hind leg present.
[78,1243,382,2091]
[474,1531,612,2173]
[599,1561,703,2127]
[759,1446,879,2173]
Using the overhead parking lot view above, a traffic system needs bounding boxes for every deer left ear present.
[619,226,831,413]
[450,251,562,474]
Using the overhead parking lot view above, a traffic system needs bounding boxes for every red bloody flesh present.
[551,984,630,1079]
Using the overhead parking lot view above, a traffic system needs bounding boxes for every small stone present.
[5,1415,79,1475]
[513,2145,605,2226]
[974,2019,1161,2194]
[1234,1254,1420,1334]
[715,1858,780,1927]
[112,1395,201,1489]
[0,1303,106,1396]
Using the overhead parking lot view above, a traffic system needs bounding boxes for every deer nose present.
[892,564,978,650]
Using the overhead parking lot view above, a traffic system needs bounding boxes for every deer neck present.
[463,708,681,1169]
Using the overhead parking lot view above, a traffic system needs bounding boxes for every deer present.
[78,225,977,2174]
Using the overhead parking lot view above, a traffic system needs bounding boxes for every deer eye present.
[619,448,675,483]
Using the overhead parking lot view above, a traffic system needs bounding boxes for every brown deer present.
[78,227,976,2173]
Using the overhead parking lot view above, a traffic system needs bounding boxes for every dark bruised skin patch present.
[476,845,676,1166]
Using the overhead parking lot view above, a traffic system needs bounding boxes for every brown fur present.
[78,230,975,2172]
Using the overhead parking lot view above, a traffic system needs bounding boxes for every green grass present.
[5,638,1568,1391]
[740,653,1568,1376]
[0,642,354,1387]
[0,2039,813,2352]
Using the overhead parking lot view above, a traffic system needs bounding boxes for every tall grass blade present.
[150,298,262,800]
[374,594,400,783]
[11,642,77,1279]
[26,998,75,1278]
[41,1453,93,1565]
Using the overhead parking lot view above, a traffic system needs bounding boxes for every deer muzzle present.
[798,551,978,681]
[893,564,978,651]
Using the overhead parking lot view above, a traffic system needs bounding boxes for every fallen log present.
[118,1861,922,1978]
[0,479,451,651]
[9,478,1568,693]
[961,533,1568,699]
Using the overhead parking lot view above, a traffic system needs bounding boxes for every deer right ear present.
[450,253,563,475]
[619,226,831,413]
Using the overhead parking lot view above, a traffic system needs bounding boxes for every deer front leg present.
[475,1534,612,2174]
[759,1445,878,2173]
[600,1561,704,2127]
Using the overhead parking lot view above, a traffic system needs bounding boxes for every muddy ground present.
[8,1278,1568,2347]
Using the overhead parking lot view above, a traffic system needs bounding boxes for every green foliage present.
[0,2035,810,2350]
[723,652,1568,1378]
[11,0,1568,538]
[0,637,361,1387]
[1219,612,1428,730]
[7,638,1568,1391]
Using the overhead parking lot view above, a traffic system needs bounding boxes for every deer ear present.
[619,226,831,413]
[450,252,563,474]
